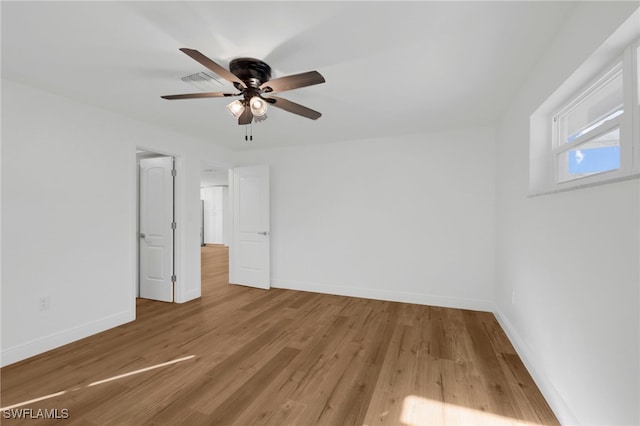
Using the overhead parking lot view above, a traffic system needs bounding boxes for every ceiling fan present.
[161,48,325,125]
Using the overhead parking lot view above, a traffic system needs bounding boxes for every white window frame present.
[552,61,625,184]
[530,14,639,195]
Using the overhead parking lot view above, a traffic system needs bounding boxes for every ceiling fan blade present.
[161,92,238,100]
[179,48,246,89]
[267,96,322,120]
[238,107,253,125]
[260,71,325,94]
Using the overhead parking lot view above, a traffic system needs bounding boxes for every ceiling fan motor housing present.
[229,58,272,89]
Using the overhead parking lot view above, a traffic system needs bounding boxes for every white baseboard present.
[493,309,580,425]
[272,279,495,312]
[0,310,134,367]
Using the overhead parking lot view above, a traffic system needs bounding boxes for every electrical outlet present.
[38,296,50,311]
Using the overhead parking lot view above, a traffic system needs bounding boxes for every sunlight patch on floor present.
[400,395,542,426]
[87,355,195,387]
[0,355,196,411]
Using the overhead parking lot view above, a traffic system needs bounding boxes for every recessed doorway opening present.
[200,161,230,294]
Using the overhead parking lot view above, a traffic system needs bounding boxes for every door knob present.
[258,231,268,236]
[140,233,146,238]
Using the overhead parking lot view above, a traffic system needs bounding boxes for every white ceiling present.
[2,1,577,151]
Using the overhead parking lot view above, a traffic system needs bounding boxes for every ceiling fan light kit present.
[161,48,325,132]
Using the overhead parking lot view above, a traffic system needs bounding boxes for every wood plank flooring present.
[0,245,559,425]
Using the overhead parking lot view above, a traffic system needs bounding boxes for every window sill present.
[528,171,640,197]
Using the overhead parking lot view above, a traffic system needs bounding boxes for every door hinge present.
[171,168,177,177]
[171,275,177,283]
[171,221,177,230]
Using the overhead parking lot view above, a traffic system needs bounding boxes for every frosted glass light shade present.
[226,100,245,118]
[249,97,268,116]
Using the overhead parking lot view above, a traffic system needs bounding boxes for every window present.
[529,11,640,195]
[553,63,624,183]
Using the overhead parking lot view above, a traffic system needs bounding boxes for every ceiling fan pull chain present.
[250,123,253,141]
[245,125,248,141]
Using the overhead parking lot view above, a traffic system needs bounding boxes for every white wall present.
[495,2,639,425]
[1,79,234,366]
[238,127,496,310]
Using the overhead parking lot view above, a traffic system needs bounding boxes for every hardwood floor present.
[1,245,559,425]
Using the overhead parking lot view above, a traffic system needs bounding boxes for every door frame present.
[133,145,182,308]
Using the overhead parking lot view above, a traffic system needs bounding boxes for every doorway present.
[136,149,176,302]
[200,161,230,293]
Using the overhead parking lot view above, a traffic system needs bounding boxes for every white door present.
[139,157,174,302]
[230,165,270,289]
[202,187,224,245]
